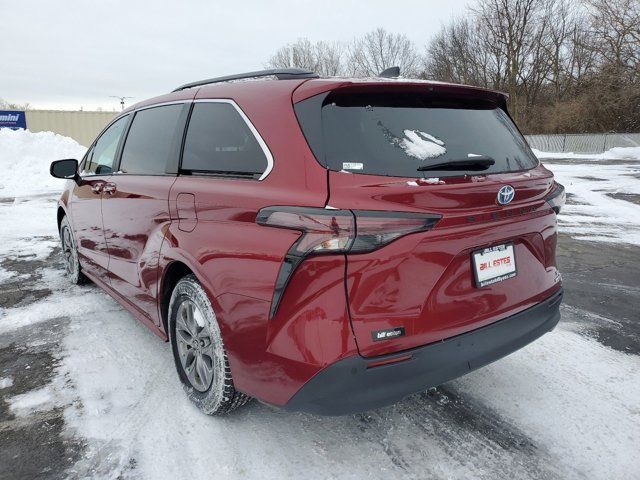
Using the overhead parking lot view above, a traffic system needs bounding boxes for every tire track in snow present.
[353,386,566,480]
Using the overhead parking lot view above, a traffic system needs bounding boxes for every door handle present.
[103,182,117,195]
[91,182,105,194]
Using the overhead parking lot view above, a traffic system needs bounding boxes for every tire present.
[59,216,89,285]
[168,274,250,415]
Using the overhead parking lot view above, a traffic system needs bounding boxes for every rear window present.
[295,91,538,177]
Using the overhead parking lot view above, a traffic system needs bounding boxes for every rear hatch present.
[295,83,562,357]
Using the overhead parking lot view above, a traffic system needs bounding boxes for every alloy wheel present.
[175,299,216,392]
[61,226,78,277]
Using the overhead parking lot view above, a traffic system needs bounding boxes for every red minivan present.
[50,68,565,415]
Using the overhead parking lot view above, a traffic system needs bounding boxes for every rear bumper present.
[284,288,563,415]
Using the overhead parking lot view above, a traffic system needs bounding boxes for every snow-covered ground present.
[546,161,640,245]
[533,144,640,245]
[1,129,639,479]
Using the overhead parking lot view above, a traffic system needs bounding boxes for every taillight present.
[350,210,441,252]
[257,207,355,254]
[546,181,565,214]
[257,206,440,318]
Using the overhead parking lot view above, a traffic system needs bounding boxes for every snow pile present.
[0,129,85,279]
[398,130,446,159]
[533,146,640,160]
[0,129,86,198]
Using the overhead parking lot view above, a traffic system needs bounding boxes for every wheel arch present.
[159,260,195,335]
[57,205,67,232]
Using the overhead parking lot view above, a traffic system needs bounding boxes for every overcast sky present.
[2,0,471,111]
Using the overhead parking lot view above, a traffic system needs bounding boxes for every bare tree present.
[266,0,639,133]
[314,41,345,76]
[565,13,599,89]
[471,0,554,120]
[426,18,494,86]
[540,0,573,101]
[0,98,30,110]
[348,28,422,77]
[266,38,345,76]
[426,0,547,123]
[586,0,640,76]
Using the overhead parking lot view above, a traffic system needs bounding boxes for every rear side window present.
[119,104,184,175]
[82,116,128,175]
[181,102,268,178]
[296,91,538,178]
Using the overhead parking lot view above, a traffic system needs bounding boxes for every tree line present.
[0,99,30,111]
[266,0,639,134]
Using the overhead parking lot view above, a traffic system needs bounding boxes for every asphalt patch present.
[0,245,61,308]
[607,192,640,206]
[0,330,85,480]
[577,176,607,182]
[556,233,640,354]
[565,192,589,205]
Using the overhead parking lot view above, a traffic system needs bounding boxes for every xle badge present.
[371,327,406,342]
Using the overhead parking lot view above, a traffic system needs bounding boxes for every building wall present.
[25,110,118,147]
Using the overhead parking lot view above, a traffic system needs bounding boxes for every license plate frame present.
[472,242,517,288]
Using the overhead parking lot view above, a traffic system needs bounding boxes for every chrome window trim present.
[134,100,187,112]
[192,98,274,180]
[82,99,274,180]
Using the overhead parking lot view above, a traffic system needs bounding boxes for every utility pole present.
[110,96,134,111]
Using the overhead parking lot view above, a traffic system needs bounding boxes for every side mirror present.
[50,159,79,181]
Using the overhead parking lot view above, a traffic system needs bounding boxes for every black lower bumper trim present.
[284,288,563,415]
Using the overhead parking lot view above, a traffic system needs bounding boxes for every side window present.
[79,146,93,173]
[181,102,268,176]
[119,104,184,175]
[82,116,128,176]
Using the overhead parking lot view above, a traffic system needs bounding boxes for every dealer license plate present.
[472,243,517,287]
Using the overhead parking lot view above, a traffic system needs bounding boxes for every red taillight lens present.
[257,206,441,318]
[545,181,565,214]
[257,207,355,254]
[350,210,441,253]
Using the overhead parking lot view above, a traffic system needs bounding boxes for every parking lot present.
[1,156,639,480]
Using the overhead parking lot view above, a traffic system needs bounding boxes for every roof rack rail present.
[172,68,319,92]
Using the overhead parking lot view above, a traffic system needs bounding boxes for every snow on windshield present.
[397,130,446,160]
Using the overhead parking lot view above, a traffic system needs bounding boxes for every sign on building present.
[0,111,27,130]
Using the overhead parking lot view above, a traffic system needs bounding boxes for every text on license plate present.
[472,243,517,287]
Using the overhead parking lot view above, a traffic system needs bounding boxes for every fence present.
[25,110,118,147]
[525,133,640,154]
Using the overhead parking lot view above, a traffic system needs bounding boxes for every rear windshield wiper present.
[417,156,495,172]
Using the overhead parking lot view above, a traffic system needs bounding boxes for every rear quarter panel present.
[157,81,359,405]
